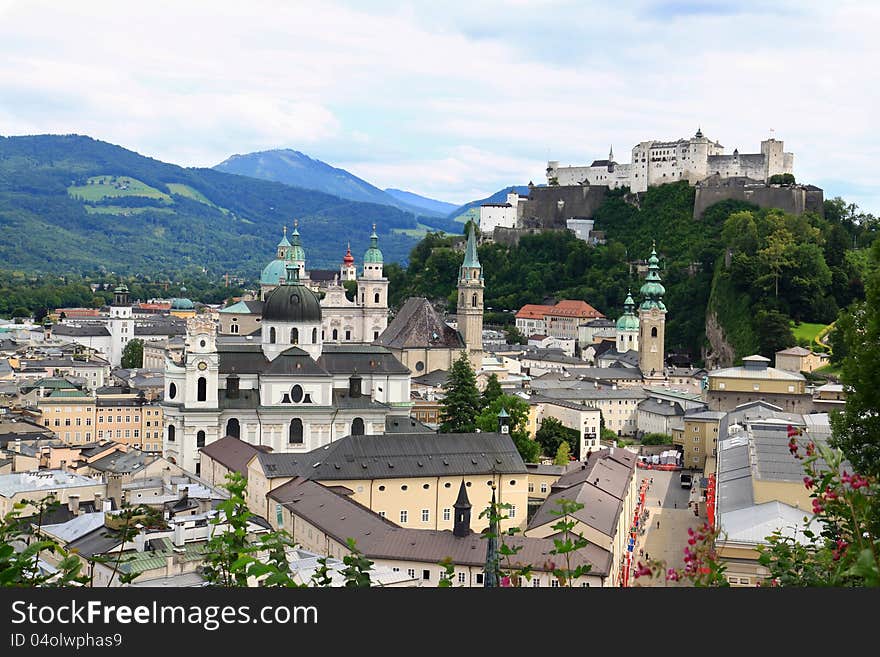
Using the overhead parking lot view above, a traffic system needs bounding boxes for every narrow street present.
[631,469,705,587]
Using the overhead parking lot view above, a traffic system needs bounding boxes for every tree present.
[476,394,539,462]
[10,306,29,319]
[830,240,880,478]
[439,352,481,433]
[504,325,527,345]
[641,433,671,446]
[754,309,795,359]
[481,373,503,407]
[535,417,580,459]
[554,442,571,465]
[121,338,144,369]
[342,279,358,302]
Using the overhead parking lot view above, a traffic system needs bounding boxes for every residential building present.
[536,386,647,437]
[775,346,830,373]
[516,300,605,340]
[528,396,602,456]
[671,410,725,469]
[706,355,811,412]
[0,469,105,516]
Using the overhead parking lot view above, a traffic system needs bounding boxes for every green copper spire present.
[363,223,384,264]
[639,243,667,311]
[463,223,481,269]
[289,219,306,263]
[277,225,291,248]
[616,290,640,331]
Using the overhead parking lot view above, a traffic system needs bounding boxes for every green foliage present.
[339,538,374,588]
[535,417,580,459]
[757,435,880,586]
[600,427,617,442]
[480,373,503,407]
[476,394,539,462]
[754,309,796,359]
[120,338,144,369]
[201,473,255,587]
[554,442,571,465]
[439,352,481,434]
[504,325,527,345]
[768,173,796,185]
[547,499,592,586]
[437,557,456,587]
[0,497,89,587]
[830,240,880,478]
[641,433,672,446]
[342,279,358,302]
[478,495,532,587]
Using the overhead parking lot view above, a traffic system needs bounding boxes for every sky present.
[0,0,877,212]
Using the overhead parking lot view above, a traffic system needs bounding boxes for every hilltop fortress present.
[480,129,822,240]
[546,128,793,192]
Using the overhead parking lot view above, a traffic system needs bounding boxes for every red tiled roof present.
[516,304,553,320]
[517,300,605,321]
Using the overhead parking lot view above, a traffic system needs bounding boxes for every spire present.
[462,223,481,270]
[343,242,355,266]
[639,243,666,311]
[483,486,499,588]
[363,223,384,264]
[288,219,306,263]
[453,480,472,538]
[609,145,614,162]
[497,407,510,434]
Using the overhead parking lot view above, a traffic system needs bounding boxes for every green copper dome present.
[363,224,383,263]
[616,292,640,331]
[289,223,306,262]
[170,298,195,310]
[639,245,667,311]
[261,259,288,285]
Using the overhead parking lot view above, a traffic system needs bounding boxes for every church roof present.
[317,345,410,375]
[217,344,330,377]
[462,224,481,270]
[260,259,288,286]
[376,298,464,350]
[219,300,263,315]
[52,324,111,337]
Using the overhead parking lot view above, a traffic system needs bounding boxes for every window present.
[788,385,795,393]
[291,328,299,344]
[532,578,540,587]
[230,323,239,334]
[528,483,534,493]
[332,329,338,340]
[373,331,379,340]
[196,431,205,448]
[509,505,516,519]
[226,418,240,439]
[719,382,726,390]
[75,417,81,426]
[401,485,408,491]
[269,327,276,344]
[694,446,700,452]
[753,384,760,391]
[693,436,700,442]
[458,572,465,584]
[400,510,408,524]
[475,573,484,585]
[197,377,207,402]
[550,579,560,588]
[168,382,176,400]
[407,569,415,579]
[125,415,130,423]
[443,508,451,522]
[312,328,317,343]
[345,330,351,341]
[415,361,425,372]
[167,425,175,442]
[421,509,429,523]
[422,570,430,580]
[289,419,303,444]
[291,385,304,403]
[133,430,139,438]
[471,293,478,307]
[351,417,364,436]
[116,415,122,423]
[540,483,548,493]
[378,511,386,518]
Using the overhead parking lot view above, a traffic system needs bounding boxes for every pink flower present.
[666,569,680,581]
[824,487,838,501]
[688,537,696,545]
[803,476,814,489]
[500,576,511,587]
[635,563,652,578]
[812,499,824,514]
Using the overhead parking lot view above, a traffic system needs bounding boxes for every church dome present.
[616,313,640,331]
[363,225,383,263]
[170,298,194,310]
[261,259,288,286]
[263,270,322,323]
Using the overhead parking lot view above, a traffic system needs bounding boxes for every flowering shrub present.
[633,521,729,587]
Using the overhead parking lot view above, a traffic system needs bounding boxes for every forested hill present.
[390,182,877,366]
[0,135,455,276]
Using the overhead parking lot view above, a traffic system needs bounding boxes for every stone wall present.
[694,180,824,219]
[517,185,609,229]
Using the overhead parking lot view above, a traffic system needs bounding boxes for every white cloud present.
[0,0,876,211]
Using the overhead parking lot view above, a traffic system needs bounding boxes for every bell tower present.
[638,244,667,378]
[457,224,484,369]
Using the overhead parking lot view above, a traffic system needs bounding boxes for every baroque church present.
[219,221,389,344]
[163,226,408,473]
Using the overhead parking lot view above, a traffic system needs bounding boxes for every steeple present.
[462,223,481,272]
[483,486,499,588]
[457,222,484,365]
[453,480,472,537]
[639,243,666,311]
[363,224,383,264]
[609,145,614,162]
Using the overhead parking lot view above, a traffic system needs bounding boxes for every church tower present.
[358,224,389,342]
[638,244,667,378]
[289,220,307,280]
[457,224,484,369]
[616,291,639,354]
[341,243,357,282]
[108,284,134,367]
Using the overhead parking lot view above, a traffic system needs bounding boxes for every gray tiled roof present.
[257,432,527,480]
[412,369,450,387]
[217,344,330,377]
[53,324,110,337]
[638,398,684,417]
[376,297,464,350]
[317,345,409,375]
[134,322,186,336]
[200,436,272,475]
[385,416,435,433]
[88,450,155,474]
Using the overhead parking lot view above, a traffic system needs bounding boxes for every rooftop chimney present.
[173,522,186,547]
[67,494,80,516]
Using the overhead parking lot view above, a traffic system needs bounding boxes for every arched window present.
[225,418,240,439]
[196,430,205,448]
[312,328,317,343]
[291,328,299,344]
[374,292,380,304]
[197,377,207,402]
[269,327,276,344]
[289,419,303,444]
[168,382,177,400]
[167,425,175,442]
[332,329,338,340]
[471,293,478,307]
[351,417,365,436]
[651,327,658,338]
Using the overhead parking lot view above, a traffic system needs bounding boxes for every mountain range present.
[0,135,460,277]
[214,149,454,218]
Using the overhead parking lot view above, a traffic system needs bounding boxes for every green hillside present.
[0,135,455,277]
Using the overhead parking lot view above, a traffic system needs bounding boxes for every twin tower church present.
[163,223,487,473]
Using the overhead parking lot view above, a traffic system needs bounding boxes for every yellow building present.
[244,432,529,533]
[774,346,829,374]
[706,355,812,413]
[38,389,96,445]
[672,410,725,469]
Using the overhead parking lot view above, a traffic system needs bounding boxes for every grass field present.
[392,222,436,237]
[84,205,175,216]
[452,208,480,224]
[68,176,172,202]
[791,321,829,344]
[167,183,229,213]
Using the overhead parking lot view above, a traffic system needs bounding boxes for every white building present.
[479,192,527,235]
[547,130,794,193]
[163,273,412,474]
